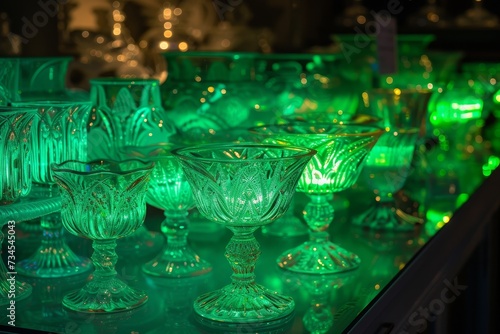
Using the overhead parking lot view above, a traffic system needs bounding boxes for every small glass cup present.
[121,145,212,278]
[51,159,154,313]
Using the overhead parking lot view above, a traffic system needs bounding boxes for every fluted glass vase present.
[12,102,93,278]
[0,107,37,305]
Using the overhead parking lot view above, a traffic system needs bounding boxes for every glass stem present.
[91,240,118,282]
[226,227,260,288]
[162,210,189,249]
[304,194,334,242]
[40,212,65,249]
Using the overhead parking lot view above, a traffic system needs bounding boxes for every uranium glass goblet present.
[352,129,420,231]
[0,107,36,305]
[122,145,212,277]
[12,101,92,278]
[258,114,379,237]
[250,123,383,274]
[172,143,315,325]
[51,159,153,313]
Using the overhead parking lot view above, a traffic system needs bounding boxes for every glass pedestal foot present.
[62,277,148,313]
[116,226,164,259]
[12,220,42,257]
[352,202,423,231]
[277,237,360,274]
[16,212,93,278]
[0,272,32,305]
[17,249,92,278]
[194,283,295,324]
[142,246,212,278]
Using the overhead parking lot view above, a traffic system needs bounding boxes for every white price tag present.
[377,19,398,75]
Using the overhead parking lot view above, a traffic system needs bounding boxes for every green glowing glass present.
[162,52,271,136]
[353,129,420,231]
[172,144,315,325]
[88,78,176,159]
[51,159,153,313]
[333,34,436,89]
[430,90,483,125]
[0,107,36,305]
[256,53,358,123]
[361,88,432,133]
[17,57,73,101]
[428,77,486,162]
[0,58,19,105]
[282,112,380,125]
[259,114,379,238]
[0,108,37,203]
[88,78,176,258]
[250,123,383,274]
[283,271,353,334]
[11,102,92,278]
[122,145,212,278]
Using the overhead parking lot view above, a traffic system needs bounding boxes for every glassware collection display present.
[11,102,93,278]
[0,45,496,334]
[173,143,315,324]
[250,123,383,274]
[121,145,212,278]
[51,159,153,313]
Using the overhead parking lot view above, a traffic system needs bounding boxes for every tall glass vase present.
[87,78,177,258]
[11,102,93,278]
[1,107,37,305]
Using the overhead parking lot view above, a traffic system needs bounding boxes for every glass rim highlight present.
[249,123,385,138]
[0,106,39,114]
[51,159,155,176]
[11,101,92,107]
[171,143,317,164]
[365,88,433,95]
[119,144,176,161]
[89,78,160,86]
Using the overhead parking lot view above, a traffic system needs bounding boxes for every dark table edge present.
[346,167,500,333]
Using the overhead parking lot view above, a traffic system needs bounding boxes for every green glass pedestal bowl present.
[250,123,383,274]
[173,143,315,326]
